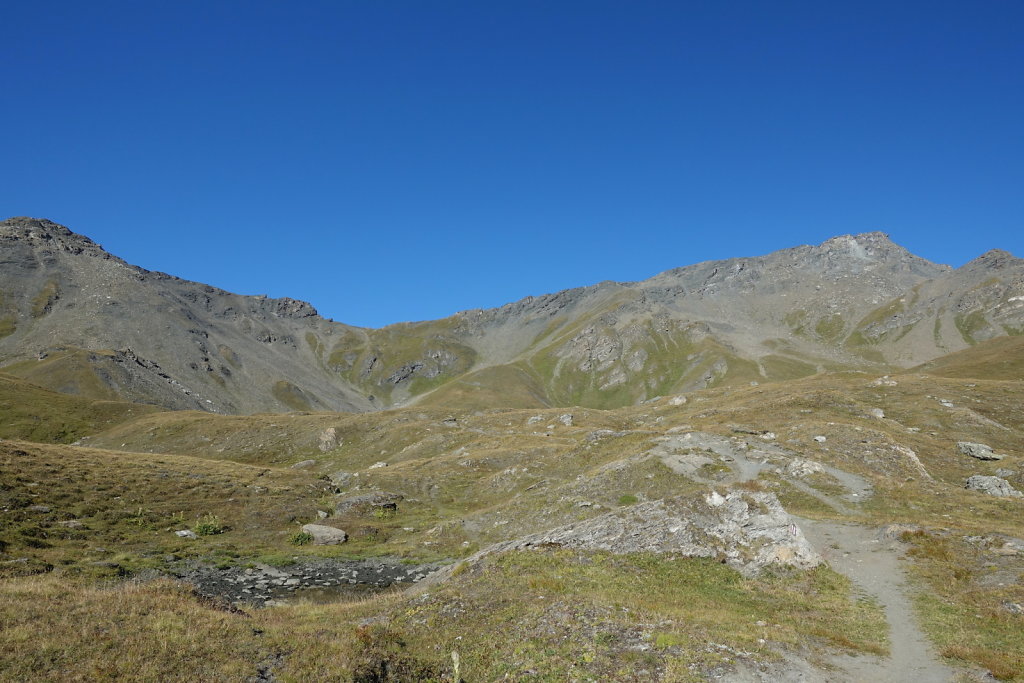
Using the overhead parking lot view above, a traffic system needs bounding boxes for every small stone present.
[291,459,316,469]
[526,416,542,425]
[558,414,574,426]
[868,408,885,419]
[175,530,198,539]
[57,520,84,529]
[27,505,51,513]
[813,436,826,443]
[368,461,388,469]
[668,395,688,406]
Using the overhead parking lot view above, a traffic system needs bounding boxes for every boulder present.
[558,414,574,426]
[175,529,198,539]
[318,427,340,452]
[868,408,885,419]
[300,524,348,545]
[965,475,1022,497]
[291,459,316,469]
[957,442,1004,461]
[668,395,688,406]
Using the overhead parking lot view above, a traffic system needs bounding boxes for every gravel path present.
[799,518,957,682]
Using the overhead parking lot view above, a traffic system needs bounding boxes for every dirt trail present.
[648,432,960,681]
[798,518,957,682]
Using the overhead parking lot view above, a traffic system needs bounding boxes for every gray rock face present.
[965,475,1023,497]
[300,524,348,545]
[957,442,1004,461]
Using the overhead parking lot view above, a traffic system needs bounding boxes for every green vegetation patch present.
[271,380,315,411]
[30,279,60,318]
[955,310,991,345]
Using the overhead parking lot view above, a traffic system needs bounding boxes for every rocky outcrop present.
[419,491,820,590]
[965,475,1023,497]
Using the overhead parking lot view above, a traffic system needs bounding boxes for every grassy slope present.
[0,440,331,579]
[1,364,1023,679]
[910,335,1024,381]
[2,350,129,402]
[0,372,162,443]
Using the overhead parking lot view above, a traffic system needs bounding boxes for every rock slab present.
[957,442,1004,461]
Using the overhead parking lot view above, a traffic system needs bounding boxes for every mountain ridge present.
[2,216,1022,414]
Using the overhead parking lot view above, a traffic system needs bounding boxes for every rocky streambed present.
[179,557,443,607]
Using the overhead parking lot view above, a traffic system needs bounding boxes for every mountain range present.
[2,216,1022,414]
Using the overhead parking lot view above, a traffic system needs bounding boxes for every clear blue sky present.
[3,1,1022,327]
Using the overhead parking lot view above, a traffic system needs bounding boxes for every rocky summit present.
[1,217,1023,682]
[2,216,1023,415]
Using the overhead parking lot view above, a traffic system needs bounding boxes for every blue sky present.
[3,1,1022,327]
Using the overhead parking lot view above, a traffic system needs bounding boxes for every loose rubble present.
[181,558,441,607]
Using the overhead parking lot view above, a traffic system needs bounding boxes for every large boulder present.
[957,442,1004,461]
[300,524,348,545]
[965,475,1023,498]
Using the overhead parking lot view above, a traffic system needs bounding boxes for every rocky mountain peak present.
[961,248,1021,271]
[0,216,116,260]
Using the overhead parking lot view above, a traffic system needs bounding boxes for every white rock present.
[301,524,348,545]
[813,436,827,443]
[706,491,726,507]
[368,461,388,469]
[175,530,197,539]
[668,395,688,406]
